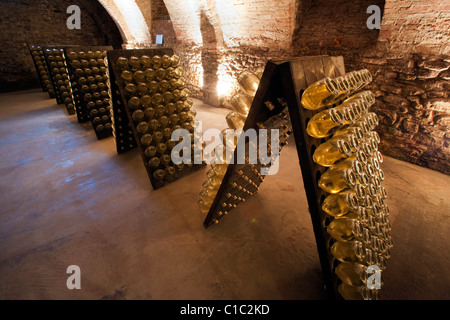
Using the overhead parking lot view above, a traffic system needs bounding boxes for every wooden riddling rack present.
[107,48,205,189]
[203,61,294,228]
[203,56,369,300]
[28,45,55,98]
[42,46,76,115]
[64,46,114,140]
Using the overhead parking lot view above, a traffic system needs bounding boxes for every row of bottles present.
[115,53,199,183]
[44,48,75,114]
[30,46,55,98]
[198,69,263,218]
[301,69,372,110]
[66,50,113,137]
[303,69,392,300]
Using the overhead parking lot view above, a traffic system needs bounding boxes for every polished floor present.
[0,89,449,300]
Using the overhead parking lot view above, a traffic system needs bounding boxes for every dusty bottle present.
[313,134,354,167]
[322,190,360,217]
[318,168,357,194]
[129,56,140,69]
[230,93,252,116]
[226,112,246,130]
[327,218,367,242]
[331,240,366,263]
[144,146,157,158]
[140,55,152,68]
[152,55,162,69]
[153,169,165,181]
[335,262,368,286]
[338,283,379,300]
[148,157,161,168]
[161,55,172,69]
[301,77,341,110]
[306,107,345,138]
[237,71,260,97]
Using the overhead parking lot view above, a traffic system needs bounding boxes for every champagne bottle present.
[165,166,176,176]
[129,56,140,69]
[152,131,164,143]
[306,107,345,138]
[137,83,149,95]
[331,240,366,263]
[174,66,184,78]
[157,143,167,154]
[318,168,357,194]
[152,93,163,106]
[338,283,379,300]
[144,69,155,82]
[145,146,157,158]
[155,68,166,80]
[148,119,159,131]
[322,190,360,217]
[171,55,180,67]
[163,91,173,104]
[180,88,190,99]
[152,55,162,68]
[125,83,137,95]
[226,112,246,130]
[161,55,172,68]
[159,116,169,128]
[327,218,365,242]
[140,55,152,68]
[301,77,341,110]
[153,169,165,181]
[148,157,160,168]
[230,93,252,116]
[160,154,171,166]
[237,71,260,97]
[128,96,141,109]
[159,80,170,92]
[313,134,354,167]
[165,103,176,115]
[132,70,145,83]
[141,134,153,147]
[136,122,149,134]
[335,262,368,286]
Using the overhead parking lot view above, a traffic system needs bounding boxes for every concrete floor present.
[0,89,449,300]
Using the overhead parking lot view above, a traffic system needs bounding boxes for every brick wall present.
[165,0,450,174]
[0,0,122,92]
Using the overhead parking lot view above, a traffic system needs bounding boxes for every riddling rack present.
[28,45,55,98]
[42,46,76,115]
[107,48,205,189]
[64,46,114,140]
[201,56,392,300]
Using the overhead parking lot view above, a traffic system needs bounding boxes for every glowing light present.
[217,76,235,98]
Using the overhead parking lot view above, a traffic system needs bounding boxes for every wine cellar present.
[0,0,449,304]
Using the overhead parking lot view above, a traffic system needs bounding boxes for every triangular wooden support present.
[203,56,347,300]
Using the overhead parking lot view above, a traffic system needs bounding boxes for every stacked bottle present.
[66,50,112,137]
[29,46,55,98]
[198,69,262,217]
[45,48,75,114]
[116,53,198,184]
[302,69,392,300]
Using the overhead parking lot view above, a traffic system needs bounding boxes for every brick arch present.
[98,0,152,48]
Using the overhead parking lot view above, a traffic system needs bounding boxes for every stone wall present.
[165,0,450,174]
[0,0,123,92]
